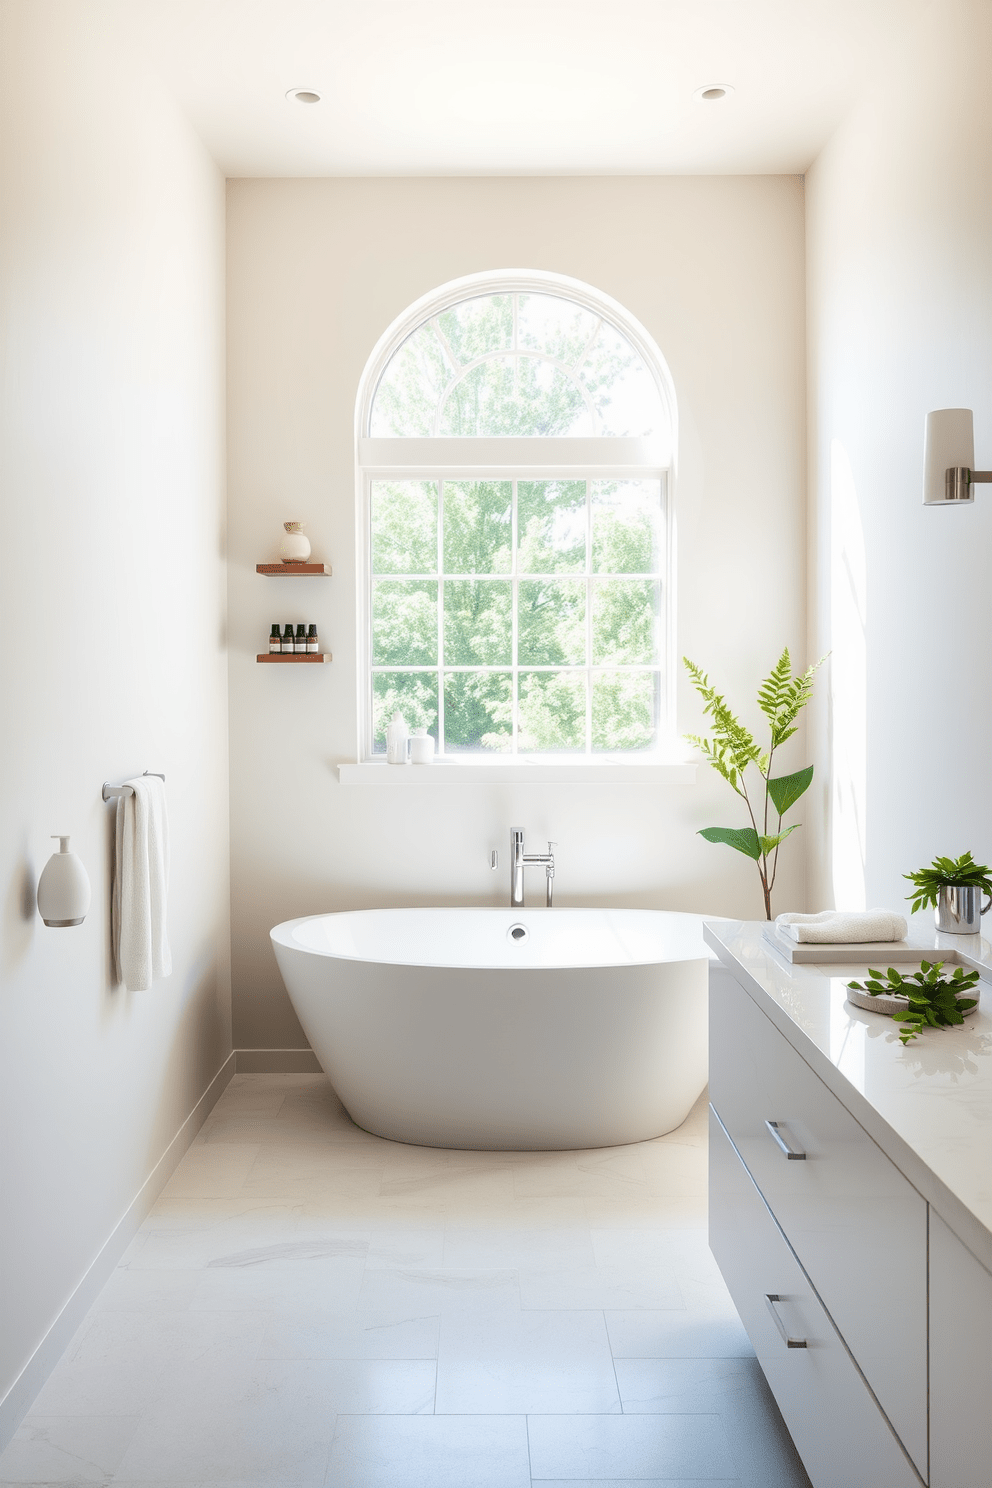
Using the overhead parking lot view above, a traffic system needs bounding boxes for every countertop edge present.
[703,919,992,1275]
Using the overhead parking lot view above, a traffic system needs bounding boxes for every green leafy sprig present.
[903,852,992,914]
[684,649,823,920]
[847,961,980,1044]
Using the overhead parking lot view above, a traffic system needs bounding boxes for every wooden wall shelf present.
[256,563,331,576]
[256,653,331,664]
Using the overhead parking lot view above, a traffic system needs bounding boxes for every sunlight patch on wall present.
[829,438,867,911]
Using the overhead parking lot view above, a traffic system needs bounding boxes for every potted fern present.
[903,851,992,934]
[684,649,823,920]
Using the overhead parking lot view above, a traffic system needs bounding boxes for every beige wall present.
[806,0,992,910]
[227,175,808,1050]
[0,1,231,1436]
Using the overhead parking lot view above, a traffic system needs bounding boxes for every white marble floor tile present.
[123,1209,328,1271]
[213,1075,292,1110]
[30,1311,265,1416]
[376,1164,517,1207]
[615,1358,810,1487]
[325,1415,530,1488]
[357,1267,521,1322]
[615,1356,770,1413]
[158,1145,261,1200]
[582,1194,708,1230]
[239,1149,386,1201]
[110,1481,306,1488]
[91,1269,201,1314]
[258,1310,440,1361]
[636,1143,710,1196]
[606,1306,754,1359]
[188,1257,367,1315]
[527,1412,738,1480]
[141,1196,305,1233]
[512,1149,650,1200]
[519,1263,683,1311]
[436,1309,620,1415]
[112,1360,341,1484]
[591,1228,725,1286]
[442,1224,595,1270]
[0,1414,139,1483]
[364,1226,446,1271]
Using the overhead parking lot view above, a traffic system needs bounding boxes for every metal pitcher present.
[935,884,992,934]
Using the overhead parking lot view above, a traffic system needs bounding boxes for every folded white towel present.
[113,776,172,991]
[775,909,908,944]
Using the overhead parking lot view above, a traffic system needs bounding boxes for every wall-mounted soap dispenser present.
[37,836,91,926]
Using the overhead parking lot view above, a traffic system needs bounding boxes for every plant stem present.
[740,777,772,920]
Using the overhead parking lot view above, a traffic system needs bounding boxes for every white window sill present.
[337,758,697,785]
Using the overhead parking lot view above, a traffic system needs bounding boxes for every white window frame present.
[349,271,689,782]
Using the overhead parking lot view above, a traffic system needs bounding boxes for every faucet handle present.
[490,850,498,870]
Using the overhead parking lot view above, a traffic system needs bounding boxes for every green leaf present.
[759,826,798,857]
[698,826,762,861]
[767,765,814,817]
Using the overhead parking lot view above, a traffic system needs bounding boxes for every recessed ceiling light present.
[694,84,734,103]
[286,88,321,104]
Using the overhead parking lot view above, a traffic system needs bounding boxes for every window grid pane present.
[370,292,664,440]
[369,475,665,756]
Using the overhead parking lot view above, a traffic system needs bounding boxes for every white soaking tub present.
[270,907,710,1151]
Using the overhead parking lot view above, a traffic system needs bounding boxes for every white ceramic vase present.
[279,522,311,564]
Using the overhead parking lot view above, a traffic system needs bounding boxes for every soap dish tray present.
[846,983,980,1017]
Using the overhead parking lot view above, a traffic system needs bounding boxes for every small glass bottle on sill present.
[268,624,282,654]
[295,623,307,654]
[307,623,318,654]
[281,624,295,654]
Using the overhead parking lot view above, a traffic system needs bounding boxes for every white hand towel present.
[113,776,172,991]
[775,909,908,944]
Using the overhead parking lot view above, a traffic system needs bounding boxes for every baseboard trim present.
[235,1047,322,1073]
[0,1049,236,1452]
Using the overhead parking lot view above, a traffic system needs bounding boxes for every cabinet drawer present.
[709,964,928,1479]
[929,1214,992,1488]
[710,1108,922,1488]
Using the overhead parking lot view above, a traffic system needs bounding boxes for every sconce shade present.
[37,835,91,926]
[924,408,975,504]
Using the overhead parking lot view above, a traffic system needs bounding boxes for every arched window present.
[357,272,676,762]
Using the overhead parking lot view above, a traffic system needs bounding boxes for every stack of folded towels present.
[775,909,908,944]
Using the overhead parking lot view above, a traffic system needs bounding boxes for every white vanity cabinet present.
[705,928,992,1488]
[709,962,928,1478]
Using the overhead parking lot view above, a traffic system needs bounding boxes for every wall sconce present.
[924,408,992,504]
[37,836,91,926]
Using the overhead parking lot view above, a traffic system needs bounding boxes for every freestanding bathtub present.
[270,907,711,1151]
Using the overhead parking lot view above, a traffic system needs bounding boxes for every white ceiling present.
[128,0,920,177]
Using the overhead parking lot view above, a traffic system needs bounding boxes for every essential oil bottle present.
[281,623,295,653]
[307,623,318,654]
[295,623,307,654]
[269,624,281,654]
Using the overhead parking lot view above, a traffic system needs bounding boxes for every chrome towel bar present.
[102,771,165,802]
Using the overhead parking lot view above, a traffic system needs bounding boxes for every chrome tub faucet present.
[509,829,556,908]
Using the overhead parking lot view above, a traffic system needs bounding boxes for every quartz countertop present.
[703,916,992,1274]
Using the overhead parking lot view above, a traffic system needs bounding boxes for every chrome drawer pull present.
[765,1120,806,1160]
[765,1293,808,1349]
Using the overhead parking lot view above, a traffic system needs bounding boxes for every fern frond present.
[757,649,793,726]
[683,658,763,777]
[756,651,825,750]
